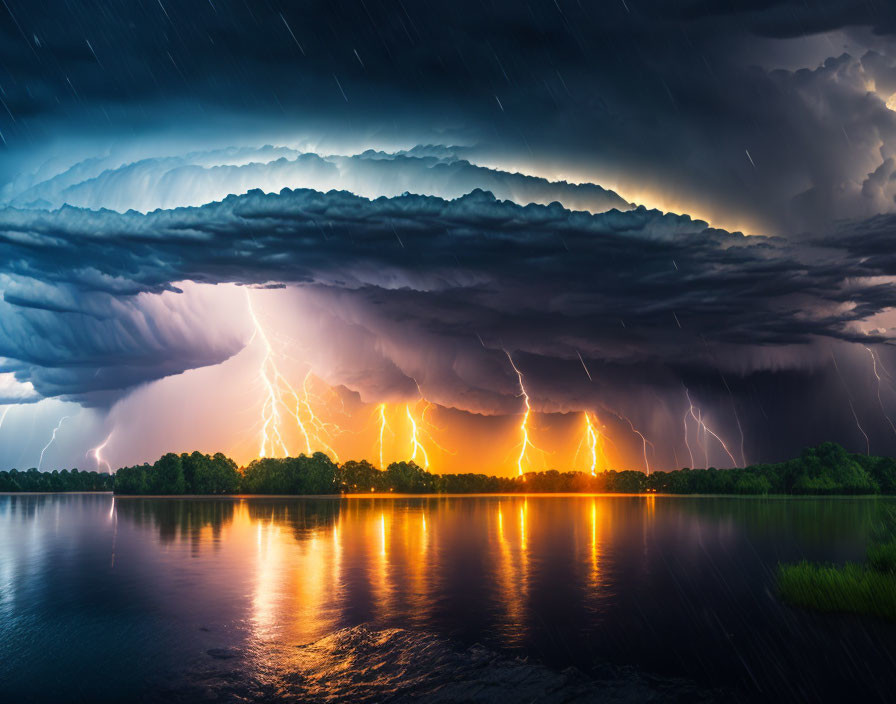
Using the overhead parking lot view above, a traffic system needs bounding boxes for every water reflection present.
[2,494,896,702]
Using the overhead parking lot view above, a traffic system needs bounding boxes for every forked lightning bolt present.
[620,413,652,474]
[406,403,430,468]
[831,349,870,454]
[246,290,345,459]
[377,403,392,469]
[89,432,114,473]
[865,346,896,436]
[504,351,543,476]
[684,388,738,467]
[583,412,600,475]
[246,289,290,458]
[405,399,452,469]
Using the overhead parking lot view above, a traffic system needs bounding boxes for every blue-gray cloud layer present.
[4,1,896,234]
[1,147,630,214]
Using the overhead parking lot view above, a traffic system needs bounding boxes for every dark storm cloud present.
[4,1,896,234]
[0,187,893,406]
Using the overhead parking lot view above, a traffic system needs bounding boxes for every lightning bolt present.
[684,388,738,467]
[278,371,342,460]
[377,403,393,469]
[278,374,314,454]
[504,351,543,476]
[682,408,695,468]
[404,398,453,470]
[719,374,747,466]
[406,403,430,468]
[831,348,870,455]
[865,346,896,436]
[246,289,290,458]
[302,372,346,453]
[88,431,114,473]
[620,413,652,474]
[246,290,348,460]
[38,415,69,471]
[583,412,600,475]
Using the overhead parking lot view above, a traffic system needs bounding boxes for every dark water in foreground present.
[1,494,896,703]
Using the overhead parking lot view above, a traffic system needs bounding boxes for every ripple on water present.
[161,624,718,703]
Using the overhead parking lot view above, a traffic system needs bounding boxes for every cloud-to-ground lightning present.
[373,394,453,471]
[684,388,738,467]
[406,403,430,468]
[38,415,69,471]
[573,411,612,474]
[865,346,896,436]
[281,374,315,455]
[504,351,544,476]
[831,349,870,455]
[246,289,290,458]
[277,371,342,460]
[89,432,114,473]
[621,414,652,474]
[245,292,347,460]
[377,403,392,469]
[682,408,695,468]
[404,381,454,469]
[582,412,600,475]
[299,372,344,458]
[719,373,747,466]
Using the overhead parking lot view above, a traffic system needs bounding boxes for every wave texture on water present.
[163,624,713,703]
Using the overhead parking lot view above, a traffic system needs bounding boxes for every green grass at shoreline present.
[778,561,896,621]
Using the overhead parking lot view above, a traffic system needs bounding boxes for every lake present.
[1,493,895,702]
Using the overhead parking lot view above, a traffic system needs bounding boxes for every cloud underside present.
[0,186,893,412]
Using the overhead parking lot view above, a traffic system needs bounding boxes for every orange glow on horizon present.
[236,383,651,476]
[238,294,654,475]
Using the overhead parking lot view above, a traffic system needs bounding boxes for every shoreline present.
[4,492,894,500]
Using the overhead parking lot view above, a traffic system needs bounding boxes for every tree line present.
[106,442,896,495]
[0,468,114,492]
[4,442,894,495]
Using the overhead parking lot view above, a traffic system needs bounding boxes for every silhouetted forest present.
[103,442,896,495]
[4,442,894,495]
[0,468,114,492]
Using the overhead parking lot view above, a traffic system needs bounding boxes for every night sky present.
[3,0,896,473]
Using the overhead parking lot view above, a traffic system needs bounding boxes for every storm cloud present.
[4,2,896,469]
[5,1,896,234]
[1,186,893,410]
[1,146,630,214]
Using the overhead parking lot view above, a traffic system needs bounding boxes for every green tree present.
[791,442,877,494]
[190,452,240,494]
[114,465,148,494]
[337,459,382,492]
[150,453,186,494]
[384,460,435,493]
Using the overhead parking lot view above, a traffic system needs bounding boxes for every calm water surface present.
[1,494,895,702]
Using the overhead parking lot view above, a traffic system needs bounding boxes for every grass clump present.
[867,538,896,574]
[778,561,896,621]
